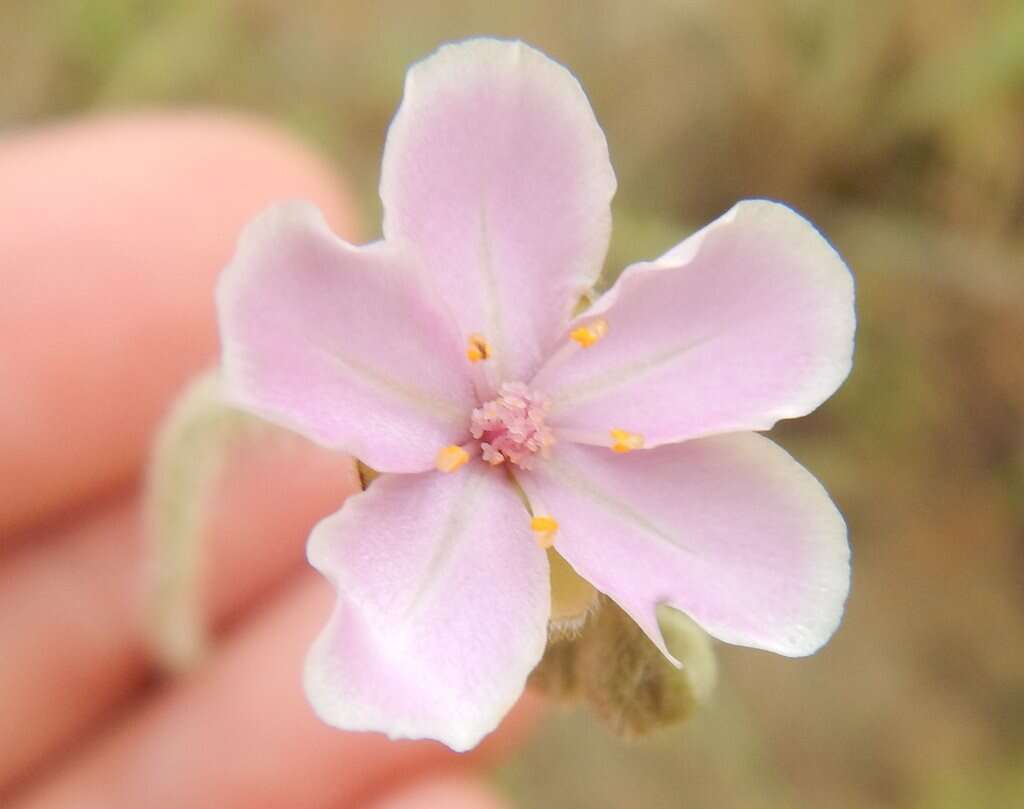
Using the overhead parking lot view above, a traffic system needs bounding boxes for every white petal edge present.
[520,433,850,661]
[379,37,617,384]
[304,464,550,751]
[217,201,475,473]
[534,200,856,448]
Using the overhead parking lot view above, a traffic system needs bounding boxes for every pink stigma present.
[470,382,554,470]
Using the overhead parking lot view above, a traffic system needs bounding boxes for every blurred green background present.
[3,1,1022,807]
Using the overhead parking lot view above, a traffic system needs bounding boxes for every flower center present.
[470,382,554,470]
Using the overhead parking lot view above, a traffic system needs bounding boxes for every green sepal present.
[144,370,267,670]
[530,597,717,737]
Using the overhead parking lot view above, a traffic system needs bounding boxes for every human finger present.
[8,572,540,809]
[0,435,359,792]
[0,112,357,542]
[360,774,513,809]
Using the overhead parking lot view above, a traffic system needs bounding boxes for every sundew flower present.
[217,38,855,751]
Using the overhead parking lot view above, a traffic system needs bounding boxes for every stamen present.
[610,428,644,453]
[531,515,559,549]
[466,333,492,363]
[570,319,608,348]
[480,442,505,465]
[469,382,554,469]
[435,444,470,472]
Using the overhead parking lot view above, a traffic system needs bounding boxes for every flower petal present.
[305,463,550,751]
[217,202,475,473]
[380,38,616,384]
[534,201,855,448]
[520,434,849,658]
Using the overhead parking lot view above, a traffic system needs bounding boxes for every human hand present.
[0,114,534,809]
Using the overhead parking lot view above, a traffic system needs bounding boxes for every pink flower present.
[217,38,855,751]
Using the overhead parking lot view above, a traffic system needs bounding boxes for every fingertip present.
[360,775,512,809]
[0,111,360,539]
[200,432,362,629]
[470,688,545,767]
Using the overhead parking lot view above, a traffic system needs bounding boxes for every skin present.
[0,113,533,808]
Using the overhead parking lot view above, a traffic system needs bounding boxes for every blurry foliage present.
[2,1,1022,807]
[923,761,1024,809]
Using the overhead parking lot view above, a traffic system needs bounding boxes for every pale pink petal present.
[380,38,616,384]
[520,434,849,658]
[217,202,475,473]
[304,463,549,751]
[533,201,855,448]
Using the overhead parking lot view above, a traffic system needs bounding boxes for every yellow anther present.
[436,445,470,473]
[531,515,559,549]
[466,333,492,363]
[570,319,608,348]
[610,428,645,453]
